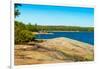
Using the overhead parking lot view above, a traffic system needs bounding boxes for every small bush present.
[15,30,35,44]
[15,21,36,44]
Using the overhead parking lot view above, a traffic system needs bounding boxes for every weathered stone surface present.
[39,37,94,61]
[15,37,94,65]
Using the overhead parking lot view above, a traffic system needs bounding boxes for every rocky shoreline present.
[15,37,94,65]
[32,32,53,35]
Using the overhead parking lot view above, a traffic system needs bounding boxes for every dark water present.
[36,32,94,45]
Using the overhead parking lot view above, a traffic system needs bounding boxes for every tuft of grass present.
[84,53,94,61]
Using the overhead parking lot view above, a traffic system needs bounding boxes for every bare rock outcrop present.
[15,37,94,65]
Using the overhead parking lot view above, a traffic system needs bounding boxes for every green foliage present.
[33,25,94,32]
[15,21,27,30]
[14,4,21,18]
[15,30,33,44]
[15,21,36,44]
[25,24,94,32]
[26,23,39,32]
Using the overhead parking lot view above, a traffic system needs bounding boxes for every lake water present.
[36,32,94,45]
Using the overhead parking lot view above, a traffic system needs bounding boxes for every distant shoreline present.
[32,31,94,35]
[32,32,53,35]
[48,31,94,32]
[49,31,79,32]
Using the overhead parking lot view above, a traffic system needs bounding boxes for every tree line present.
[15,21,94,32]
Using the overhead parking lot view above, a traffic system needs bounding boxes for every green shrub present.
[15,30,35,44]
[15,21,36,44]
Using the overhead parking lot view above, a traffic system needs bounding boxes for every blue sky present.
[15,4,94,27]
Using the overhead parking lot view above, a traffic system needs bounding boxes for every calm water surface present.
[36,32,94,45]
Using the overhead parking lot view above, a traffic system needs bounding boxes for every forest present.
[15,21,94,32]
